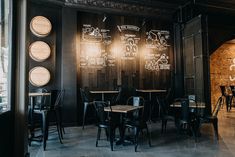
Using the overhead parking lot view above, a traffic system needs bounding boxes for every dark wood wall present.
[28,2,61,91]
[61,8,78,125]
[77,12,174,91]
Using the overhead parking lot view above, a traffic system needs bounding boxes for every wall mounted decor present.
[29,41,51,62]
[30,16,52,37]
[29,66,51,87]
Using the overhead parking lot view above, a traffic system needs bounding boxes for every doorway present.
[210,40,235,109]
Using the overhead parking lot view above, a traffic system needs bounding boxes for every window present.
[0,0,11,112]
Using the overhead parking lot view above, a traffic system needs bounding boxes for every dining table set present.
[83,87,208,151]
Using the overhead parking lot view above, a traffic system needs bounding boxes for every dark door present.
[182,15,211,114]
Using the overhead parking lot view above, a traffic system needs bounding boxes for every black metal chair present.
[80,88,94,129]
[172,98,200,142]
[200,96,223,140]
[32,89,64,150]
[93,101,120,151]
[123,99,151,152]
[156,97,175,133]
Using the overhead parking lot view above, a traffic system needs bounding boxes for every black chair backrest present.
[126,96,145,106]
[140,100,150,123]
[156,97,168,116]
[93,101,109,125]
[80,88,91,102]
[220,86,226,96]
[212,96,223,117]
[110,87,122,105]
[126,96,145,119]
[52,89,65,110]
[165,88,174,105]
[35,88,48,110]
[180,98,189,122]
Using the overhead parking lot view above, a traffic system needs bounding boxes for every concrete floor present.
[29,108,235,157]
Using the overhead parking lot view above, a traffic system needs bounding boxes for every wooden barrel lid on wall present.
[30,16,52,37]
[29,66,51,87]
[29,41,51,62]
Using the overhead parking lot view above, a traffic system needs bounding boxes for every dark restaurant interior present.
[2,0,235,157]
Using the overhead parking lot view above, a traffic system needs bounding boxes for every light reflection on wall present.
[110,43,122,59]
[81,42,101,57]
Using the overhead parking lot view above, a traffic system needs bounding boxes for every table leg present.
[102,93,104,101]
[29,96,35,139]
[149,93,152,122]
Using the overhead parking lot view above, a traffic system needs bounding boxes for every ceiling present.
[34,0,235,20]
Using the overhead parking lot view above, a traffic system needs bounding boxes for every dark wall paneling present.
[77,11,174,92]
[61,8,78,125]
[28,2,61,91]
[173,23,184,98]
[182,15,210,115]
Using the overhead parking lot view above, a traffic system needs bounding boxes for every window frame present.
[0,0,13,113]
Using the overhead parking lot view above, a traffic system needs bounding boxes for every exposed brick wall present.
[210,43,235,106]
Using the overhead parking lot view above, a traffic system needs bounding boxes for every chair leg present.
[41,112,48,151]
[55,111,63,144]
[161,119,164,133]
[212,119,219,140]
[105,128,109,141]
[58,108,65,139]
[96,127,101,147]
[134,128,140,152]
[146,126,151,147]
[83,103,88,130]
[164,120,168,133]
[109,128,114,151]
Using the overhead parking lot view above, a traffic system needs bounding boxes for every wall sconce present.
[102,14,107,22]
[142,19,146,26]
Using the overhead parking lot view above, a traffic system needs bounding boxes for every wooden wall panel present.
[77,12,174,91]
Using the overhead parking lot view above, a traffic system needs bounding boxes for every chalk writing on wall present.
[117,25,140,59]
[145,53,170,71]
[230,58,235,81]
[146,30,170,51]
[80,24,115,68]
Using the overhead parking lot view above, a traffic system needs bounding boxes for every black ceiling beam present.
[30,0,176,21]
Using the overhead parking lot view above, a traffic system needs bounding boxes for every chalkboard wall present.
[77,12,174,91]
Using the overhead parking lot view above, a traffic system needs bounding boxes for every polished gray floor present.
[29,109,235,157]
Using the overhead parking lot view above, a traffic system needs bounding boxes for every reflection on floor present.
[29,109,235,157]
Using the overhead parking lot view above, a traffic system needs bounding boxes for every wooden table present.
[90,90,119,101]
[170,101,206,108]
[136,89,167,100]
[104,105,143,113]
